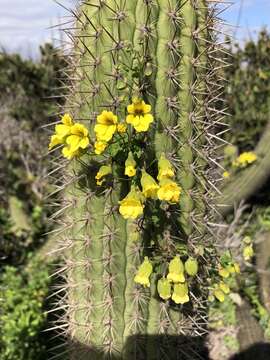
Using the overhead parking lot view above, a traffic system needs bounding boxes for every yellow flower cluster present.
[233,151,257,168]
[157,256,198,304]
[49,114,90,159]
[93,99,153,155]
[209,261,240,302]
[119,154,181,220]
[134,257,153,287]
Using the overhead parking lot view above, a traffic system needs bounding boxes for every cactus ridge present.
[47,1,229,359]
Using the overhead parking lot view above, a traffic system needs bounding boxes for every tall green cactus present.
[49,1,226,359]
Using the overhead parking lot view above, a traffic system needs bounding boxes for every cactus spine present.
[51,1,225,359]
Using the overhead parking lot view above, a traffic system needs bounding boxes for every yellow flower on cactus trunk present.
[171,283,189,304]
[157,153,175,181]
[157,178,181,203]
[157,278,171,300]
[134,257,153,287]
[95,165,112,186]
[62,123,90,159]
[167,256,185,283]
[119,186,144,220]
[94,110,118,142]
[48,113,74,150]
[125,152,136,177]
[126,98,154,132]
[141,170,159,199]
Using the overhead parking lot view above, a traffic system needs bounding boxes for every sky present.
[0,0,269,58]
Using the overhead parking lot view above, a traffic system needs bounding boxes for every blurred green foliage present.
[0,44,67,360]
[0,43,67,127]
[0,261,51,360]
[0,43,67,265]
[224,29,270,151]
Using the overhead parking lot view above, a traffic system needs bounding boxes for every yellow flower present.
[228,262,240,274]
[117,123,127,133]
[119,186,144,219]
[184,258,198,277]
[171,283,189,304]
[223,171,230,179]
[218,266,230,278]
[94,141,107,155]
[134,257,153,287]
[213,288,225,302]
[243,244,254,261]
[95,165,112,186]
[157,278,171,300]
[141,170,159,199]
[126,98,154,132]
[219,282,230,295]
[233,152,257,168]
[62,123,90,159]
[157,153,175,181]
[157,178,181,203]
[48,113,74,150]
[94,111,118,142]
[125,152,136,177]
[167,256,185,283]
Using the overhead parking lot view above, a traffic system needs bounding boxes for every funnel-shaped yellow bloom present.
[125,152,136,177]
[62,123,89,159]
[184,258,198,277]
[49,113,74,150]
[172,283,189,304]
[94,111,118,142]
[141,170,159,199]
[134,257,153,287]
[157,178,181,203]
[157,278,171,300]
[157,153,175,181]
[126,98,154,132]
[119,186,144,219]
[95,165,112,186]
[94,141,107,155]
[167,256,185,283]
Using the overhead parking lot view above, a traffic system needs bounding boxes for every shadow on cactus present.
[47,1,231,358]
